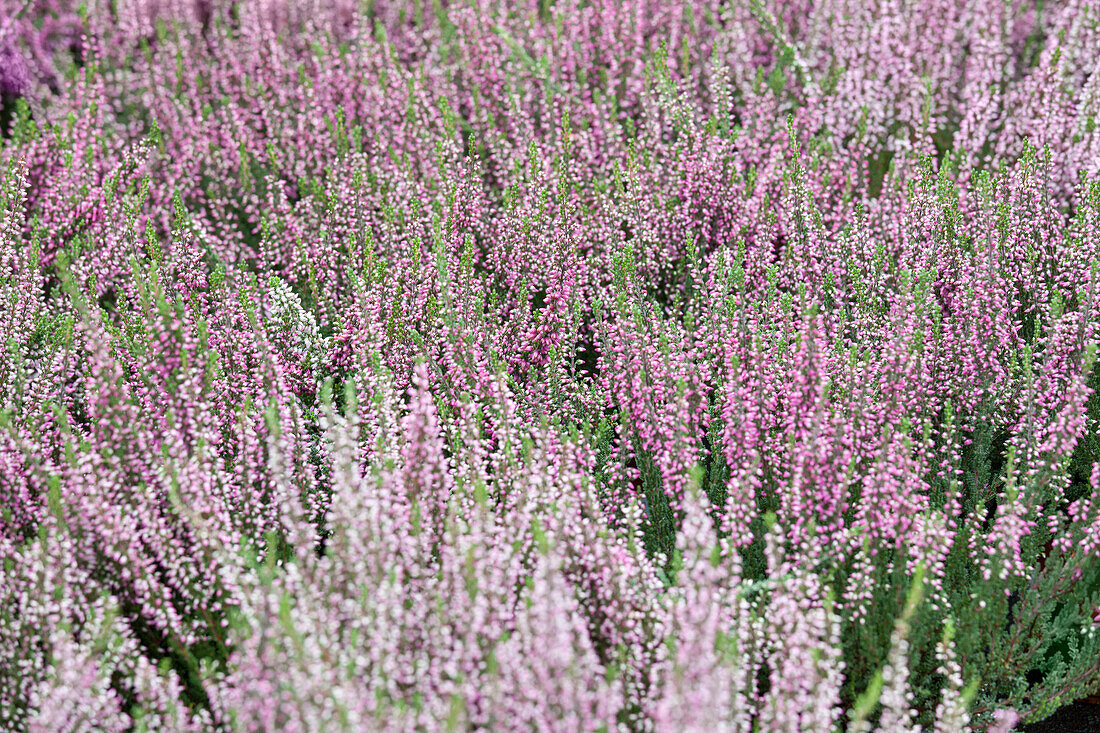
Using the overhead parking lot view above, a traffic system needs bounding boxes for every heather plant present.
[2,1,1100,731]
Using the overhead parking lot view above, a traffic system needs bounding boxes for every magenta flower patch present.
[0,42,29,96]
[0,2,1098,731]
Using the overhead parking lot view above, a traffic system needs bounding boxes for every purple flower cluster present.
[0,42,30,97]
[0,0,82,96]
[2,1,1100,730]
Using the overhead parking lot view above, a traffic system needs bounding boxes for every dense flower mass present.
[0,43,29,97]
[1,0,1099,730]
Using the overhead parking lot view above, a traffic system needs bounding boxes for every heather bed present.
[1,1,1099,731]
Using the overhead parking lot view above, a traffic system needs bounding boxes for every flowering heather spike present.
[4,1,1100,730]
[650,474,753,731]
[931,620,971,733]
